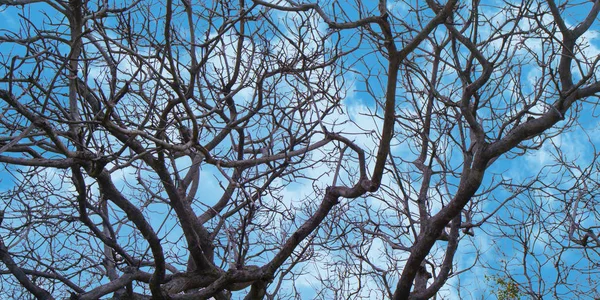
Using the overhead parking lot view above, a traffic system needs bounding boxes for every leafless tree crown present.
[0,0,599,299]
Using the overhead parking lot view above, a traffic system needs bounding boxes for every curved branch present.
[0,238,54,300]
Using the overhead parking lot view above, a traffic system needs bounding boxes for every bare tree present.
[0,0,599,299]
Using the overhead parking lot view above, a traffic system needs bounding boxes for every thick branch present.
[0,238,54,300]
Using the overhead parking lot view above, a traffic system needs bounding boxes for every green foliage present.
[485,274,522,300]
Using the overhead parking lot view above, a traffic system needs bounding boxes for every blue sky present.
[1,0,600,299]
